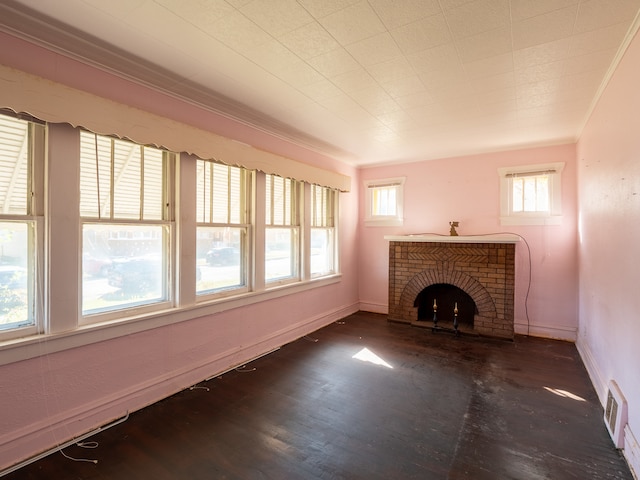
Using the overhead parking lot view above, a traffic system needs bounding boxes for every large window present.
[0,113,342,347]
[310,184,337,277]
[364,177,404,226]
[0,112,43,338]
[498,162,564,225]
[265,174,300,283]
[80,131,173,318]
[196,160,251,295]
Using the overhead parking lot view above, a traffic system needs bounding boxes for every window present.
[310,184,337,277]
[498,162,564,225]
[196,160,251,296]
[364,177,404,226]
[80,131,173,318]
[0,112,44,338]
[265,174,300,283]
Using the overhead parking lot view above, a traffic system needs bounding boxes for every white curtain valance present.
[0,65,350,192]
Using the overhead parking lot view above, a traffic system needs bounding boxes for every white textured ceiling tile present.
[557,70,603,92]
[390,14,452,55]
[383,75,426,98]
[512,5,579,50]
[346,33,404,66]
[14,0,640,165]
[154,0,236,28]
[472,71,515,93]
[245,39,300,70]
[225,0,253,7]
[318,1,386,45]
[241,0,313,37]
[321,93,374,120]
[369,0,442,29]
[394,91,434,109]
[475,87,516,105]
[298,79,344,101]
[510,0,579,22]
[562,48,617,76]
[569,22,630,56]
[512,38,572,70]
[211,10,272,53]
[419,63,468,91]
[407,43,462,74]
[439,0,478,10]
[366,57,416,84]
[423,76,476,100]
[516,91,559,109]
[276,61,327,87]
[515,79,562,100]
[278,22,341,60]
[349,86,403,115]
[477,98,518,116]
[307,48,360,76]
[455,26,512,63]
[432,97,479,120]
[376,109,416,127]
[476,110,519,127]
[330,67,379,93]
[574,0,640,33]
[296,0,360,19]
[514,61,565,86]
[444,0,510,39]
[367,124,398,142]
[464,53,513,78]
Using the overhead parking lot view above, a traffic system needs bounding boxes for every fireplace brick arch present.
[387,240,516,338]
[398,267,497,323]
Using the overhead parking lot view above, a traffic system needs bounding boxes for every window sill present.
[0,274,342,367]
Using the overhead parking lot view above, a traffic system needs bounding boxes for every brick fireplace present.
[385,235,518,339]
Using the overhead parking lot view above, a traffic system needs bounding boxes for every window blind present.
[0,65,351,192]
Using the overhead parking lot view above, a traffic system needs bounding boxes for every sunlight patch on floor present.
[544,386,586,402]
[352,347,393,369]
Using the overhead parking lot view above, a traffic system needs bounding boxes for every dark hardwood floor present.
[5,312,633,479]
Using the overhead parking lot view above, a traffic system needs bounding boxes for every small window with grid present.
[364,177,404,226]
[498,163,564,226]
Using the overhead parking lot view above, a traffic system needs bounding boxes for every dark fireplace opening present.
[414,283,477,329]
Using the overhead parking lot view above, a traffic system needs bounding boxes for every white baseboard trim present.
[0,302,359,474]
[575,338,608,403]
[359,302,388,314]
[514,320,577,341]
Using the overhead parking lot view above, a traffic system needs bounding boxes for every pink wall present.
[577,29,640,473]
[358,144,579,340]
[0,35,359,471]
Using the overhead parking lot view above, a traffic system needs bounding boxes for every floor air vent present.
[604,380,628,449]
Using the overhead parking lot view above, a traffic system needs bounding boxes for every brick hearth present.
[386,236,517,339]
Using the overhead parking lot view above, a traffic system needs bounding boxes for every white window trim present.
[364,177,405,227]
[498,162,564,226]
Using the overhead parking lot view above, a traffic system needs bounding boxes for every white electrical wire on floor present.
[0,412,129,477]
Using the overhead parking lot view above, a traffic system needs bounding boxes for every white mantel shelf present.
[384,234,520,244]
